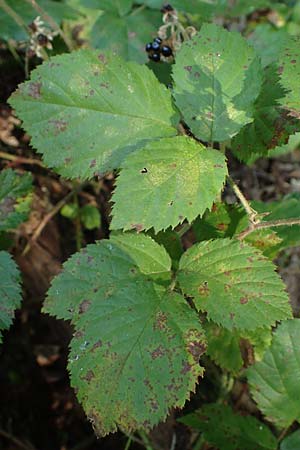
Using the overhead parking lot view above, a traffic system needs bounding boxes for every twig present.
[238,218,300,240]
[0,429,36,450]
[0,150,45,167]
[24,0,74,51]
[177,222,192,238]
[228,176,259,225]
[23,183,85,254]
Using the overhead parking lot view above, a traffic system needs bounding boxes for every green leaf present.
[0,168,33,232]
[179,404,277,450]
[61,202,80,220]
[278,36,300,115]
[43,233,206,435]
[9,50,179,179]
[90,9,161,63]
[248,24,289,69]
[231,65,299,162]
[80,205,101,230]
[148,228,183,270]
[111,136,227,232]
[0,0,80,42]
[280,430,300,450]
[177,238,292,330]
[193,202,248,242]
[247,319,300,427]
[172,23,263,142]
[0,251,22,344]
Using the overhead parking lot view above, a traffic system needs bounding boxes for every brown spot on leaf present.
[79,299,91,314]
[184,65,192,72]
[150,345,165,359]
[240,297,248,304]
[49,119,67,135]
[89,159,97,168]
[213,164,223,168]
[83,370,95,382]
[98,53,107,63]
[291,59,296,64]
[28,81,42,98]
[153,311,168,331]
[198,282,210,296]
[130,223,143,232]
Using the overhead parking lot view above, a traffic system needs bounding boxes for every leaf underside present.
[111,136,227,232]
[43,233,206,436]
[9,50,178,179]
[172,23,263,142]
[177,238,292,330]
[247,319,300,427]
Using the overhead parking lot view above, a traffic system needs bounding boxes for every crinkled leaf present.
[0,0,80,42]
[0,251,22,344]
[279,36,300,115]
[248,24,289,68]
[280,430,300,450]
[247,319,300,426]
[179,404,277,450]
[9,50,178,179]
[90,8,161,63]
[43,234,206,435]
[231,65,299,162]
[193,202,248,242]
[111,136,227,232]
[0,169,33,232]
[172,24,263,142]
[177,238,292,330]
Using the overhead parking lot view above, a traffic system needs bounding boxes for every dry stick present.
[23,183,84,255]
[24,0,74,51]
[0,429,36,450]
[0,150,45,167]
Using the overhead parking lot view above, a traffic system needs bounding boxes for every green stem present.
[138,431,154,450]
[177,222,191,238]
[238,217,300,240]
[227,176,259,225]
[124,436,132,450]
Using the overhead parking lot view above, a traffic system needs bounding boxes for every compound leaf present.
[179,403,277,450]
[43,233,206,435]
[0,169,33,232]
[177,238,292,330]
[111,136,227,232]
[0,251,22,344]
[172,23,263,142]
[248,319,300,427]
[278,36,300,115]
[231,65,299,162]
[9,50,178,179]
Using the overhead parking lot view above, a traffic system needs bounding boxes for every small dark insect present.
[145,43,153,52]
[149,53,160,62]
[141,168,148,173]
[161,45,172,57]
[161,3,174,13]
[37,33,49,46]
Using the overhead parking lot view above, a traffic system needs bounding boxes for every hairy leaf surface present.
[177,239,292,330]
[248,319,300,426]
[44,234,206,435]
[111,136,227,232]
[179,404,277,450]
[9,50,178,179]
[0,169,33,232]
[172,23,263,142]
[0,251,22,344]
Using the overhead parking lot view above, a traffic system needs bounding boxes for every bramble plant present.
[2,1,300,449]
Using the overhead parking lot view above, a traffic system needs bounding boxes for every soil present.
[0,45,299,450]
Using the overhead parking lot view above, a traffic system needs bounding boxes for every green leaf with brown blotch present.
[177,238,292,330]
[43,233,206,436]
[9,50,179,179]
[278,36,300,116]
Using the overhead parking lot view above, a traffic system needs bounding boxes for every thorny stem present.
[238,218,300,240]
[227,176,259,225]
[24,0,74,51]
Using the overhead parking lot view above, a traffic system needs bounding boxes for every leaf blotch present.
[79,299,91,314]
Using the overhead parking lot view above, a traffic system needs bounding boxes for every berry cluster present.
[145,37,173,62]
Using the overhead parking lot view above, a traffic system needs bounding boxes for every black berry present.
[150,53,160,62]
[161,3,174,13]
[151,41,160,51]
[161,45,172,57]
[154,37,162,44]
[145,43,153,52]
[37,33,48,46]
